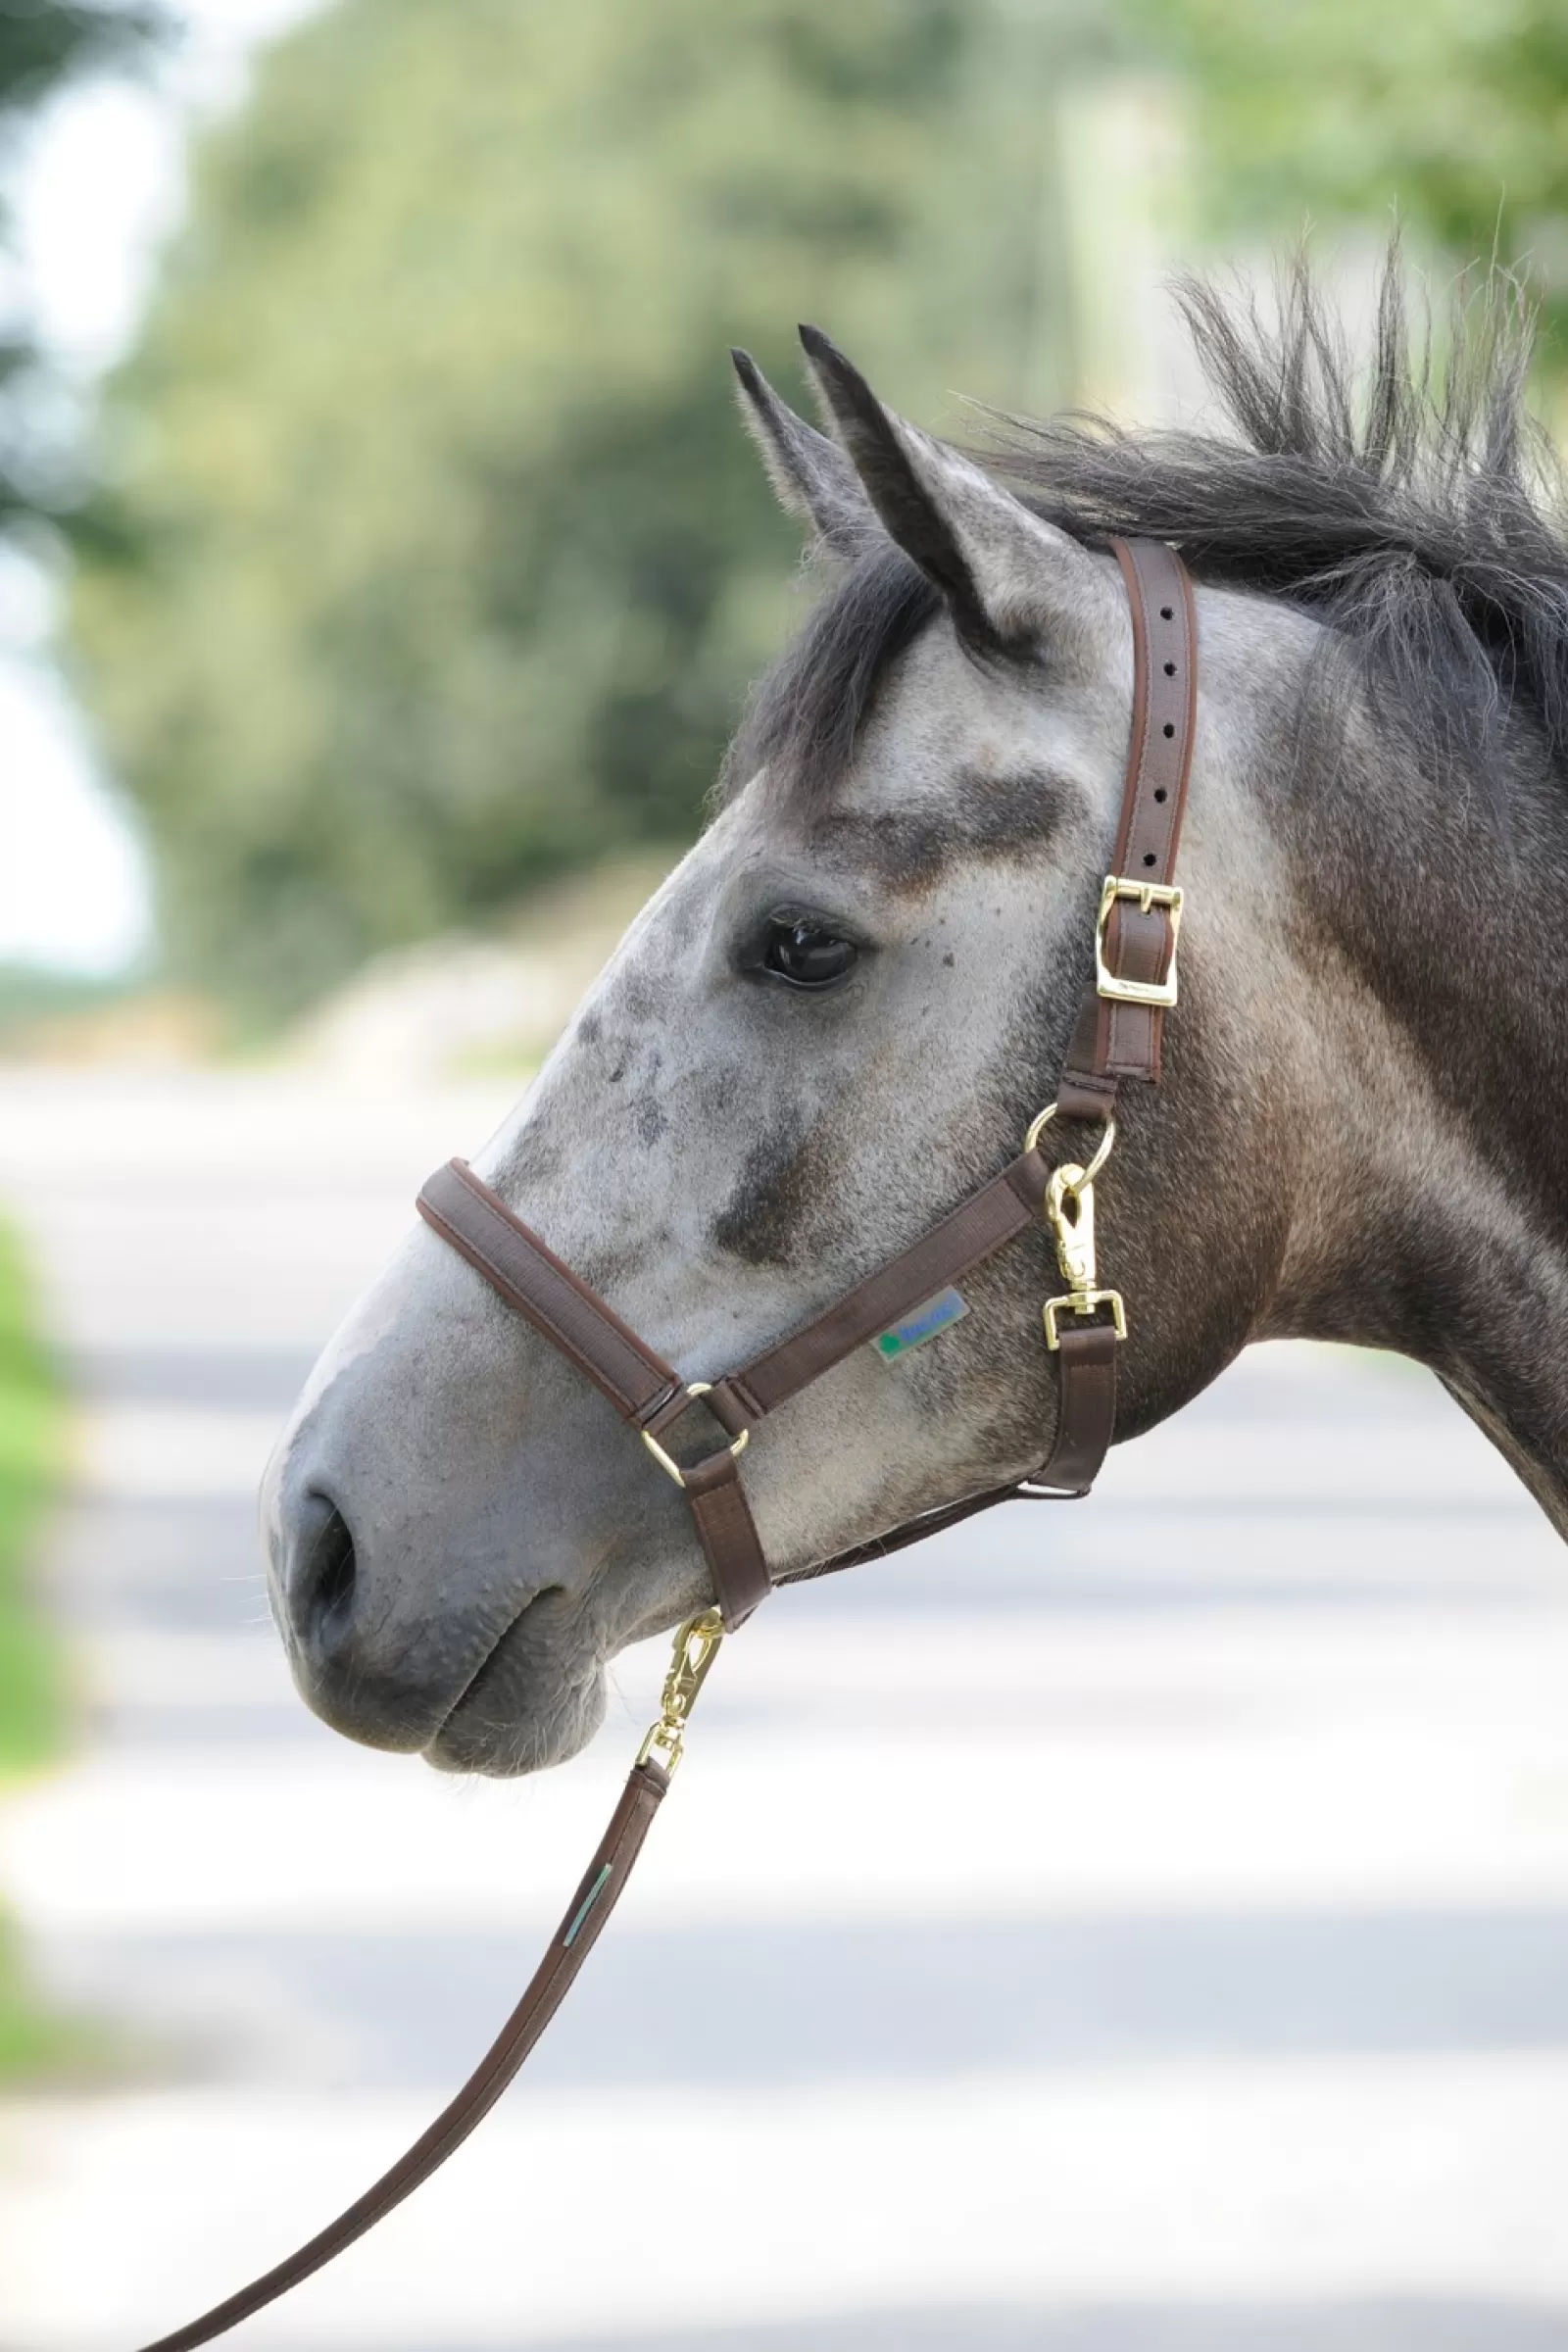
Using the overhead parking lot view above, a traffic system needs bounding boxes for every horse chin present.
[377,1561,611,1777]
[423,1655,607,1777]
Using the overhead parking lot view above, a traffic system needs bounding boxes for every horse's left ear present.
[798,323,1104,646]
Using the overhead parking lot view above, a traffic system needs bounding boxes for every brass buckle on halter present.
[641,1382,751,1490]
[1044,1288,1128,1349]
[1095,874,1184,1008]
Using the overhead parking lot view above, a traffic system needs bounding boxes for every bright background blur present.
[4,4,1568,2348]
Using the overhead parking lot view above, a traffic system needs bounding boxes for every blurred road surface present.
[2,1067,1568,2349]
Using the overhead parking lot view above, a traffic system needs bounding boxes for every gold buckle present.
[1095,874,1184,1008]
[1043,1289,1127,1350]
[641,1382,750,1490]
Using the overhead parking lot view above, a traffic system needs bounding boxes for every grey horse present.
[263,261,1568,1777]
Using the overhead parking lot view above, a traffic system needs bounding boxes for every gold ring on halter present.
[1023,1102,1116,1187]
[640,1382,750,1490]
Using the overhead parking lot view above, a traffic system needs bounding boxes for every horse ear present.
[731,348,870,556]
[797,323,1097,644]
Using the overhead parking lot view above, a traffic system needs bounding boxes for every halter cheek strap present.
[129,538,1196,2351]
[1033,537,1198,1482]
[1058,538,1198,1109]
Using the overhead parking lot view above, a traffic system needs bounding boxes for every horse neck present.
[1267,703,1568,1537]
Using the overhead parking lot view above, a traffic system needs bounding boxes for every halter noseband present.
[414,536,1198,1633]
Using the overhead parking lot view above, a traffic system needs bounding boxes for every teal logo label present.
[872,1288,969,1363]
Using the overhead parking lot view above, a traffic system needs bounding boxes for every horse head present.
[263,279,1568,1773]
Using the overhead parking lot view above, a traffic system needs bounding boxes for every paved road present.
[3,1067,1568,2349]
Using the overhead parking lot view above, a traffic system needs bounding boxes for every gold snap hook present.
[1046,1162,1098,1295]
[1039,1147,1127,1354]
[635,1607,724,1776]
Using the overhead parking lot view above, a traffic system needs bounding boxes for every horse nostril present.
[293,1493,358,1650]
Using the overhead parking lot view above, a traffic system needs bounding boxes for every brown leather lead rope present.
[135,1759,672,2352]
[132,1614,723,2352]
[130,537,1196,2349]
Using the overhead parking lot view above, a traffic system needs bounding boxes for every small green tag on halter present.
[872,1287,969,1363]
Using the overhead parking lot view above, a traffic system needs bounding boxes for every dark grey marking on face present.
[711,1105,835,1270]
[636,1097,667,1148]
[802,772,1070,896]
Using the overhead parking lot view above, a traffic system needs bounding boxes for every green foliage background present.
[66,0,1568,1016]
[0,3,164,530]
[0,1218,60,1779]
[0,1216,74,2083]
[73,0,1078,1015]
[1143,0,1568,349]
[0,0,159,2095]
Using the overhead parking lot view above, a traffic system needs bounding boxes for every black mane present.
[723,256,1568,812]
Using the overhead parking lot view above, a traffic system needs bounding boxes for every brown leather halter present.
[133,537,1196,2351]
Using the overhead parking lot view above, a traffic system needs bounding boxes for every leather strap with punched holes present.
[1036,537,1198,1493]
[130,538,1197,2352]
[1058,538,1198,1115]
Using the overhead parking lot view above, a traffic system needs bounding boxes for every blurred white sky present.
[0,0,323,976]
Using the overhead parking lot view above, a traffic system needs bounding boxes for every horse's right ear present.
[731,348,869,556]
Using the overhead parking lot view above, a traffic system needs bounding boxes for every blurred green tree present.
[0,3,164,530]
[72,0,1067,1017]
[1142,0,1568,341]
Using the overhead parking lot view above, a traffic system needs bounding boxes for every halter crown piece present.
[133,538,1197,2351]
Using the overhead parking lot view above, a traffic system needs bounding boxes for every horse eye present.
[760,913,859,988]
